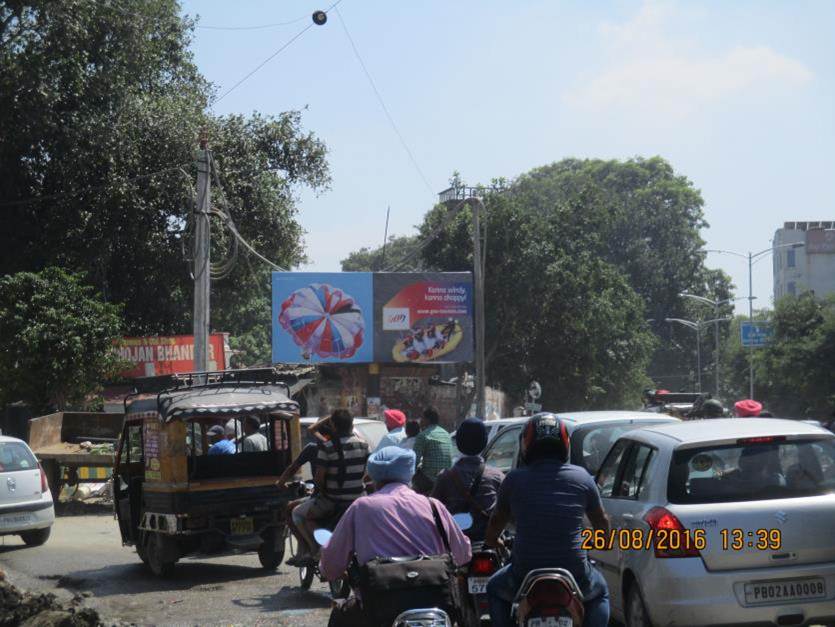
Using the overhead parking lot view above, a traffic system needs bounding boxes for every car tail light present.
[38,463,48,493]
[737,436,786,445]
[470,554,498,576]
[644,507,701,558]
[527,579,573,614]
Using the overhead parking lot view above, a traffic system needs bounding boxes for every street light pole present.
[471,198,486,418]
[193,136,211,375]
[705,241,804,399]
[696,324,702,393]
[666,317,732,394]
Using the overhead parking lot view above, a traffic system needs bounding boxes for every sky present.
[181,0,835,313]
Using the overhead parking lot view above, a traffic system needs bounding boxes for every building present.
[773,221,835,301]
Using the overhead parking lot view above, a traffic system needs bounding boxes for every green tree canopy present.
[0,268,124,412]
[0,1,330,366]
[340,234,428,272]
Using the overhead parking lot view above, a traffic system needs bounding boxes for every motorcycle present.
[461,540,503,626]
[512,567,585,627]
[392,608,453,626]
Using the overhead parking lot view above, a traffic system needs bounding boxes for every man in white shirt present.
[374,409,407,452]
[241,416,268,452]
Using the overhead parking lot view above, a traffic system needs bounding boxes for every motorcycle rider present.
[432,417,504,542]
[484,413,611,627]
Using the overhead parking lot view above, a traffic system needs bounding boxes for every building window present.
[787,249,796,268]
[788,282,796,296]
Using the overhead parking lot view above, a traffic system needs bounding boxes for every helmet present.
[702,399,725,418]
[520,413,570,464]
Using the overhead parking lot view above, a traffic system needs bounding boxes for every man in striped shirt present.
[290,409,369,563]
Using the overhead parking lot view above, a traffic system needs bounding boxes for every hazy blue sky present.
[182,0,835,312]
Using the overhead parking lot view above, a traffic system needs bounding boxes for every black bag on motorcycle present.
[356,501,461,625]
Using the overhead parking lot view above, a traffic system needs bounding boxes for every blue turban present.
[455,417,488,456]
[367,446,416,484]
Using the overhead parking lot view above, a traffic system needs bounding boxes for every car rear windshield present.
[668,437,835,504]
[0,442,38,472]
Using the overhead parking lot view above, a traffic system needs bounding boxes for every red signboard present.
[116,334,227,378]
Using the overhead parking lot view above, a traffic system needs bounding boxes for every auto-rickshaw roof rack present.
[129,367,309,396]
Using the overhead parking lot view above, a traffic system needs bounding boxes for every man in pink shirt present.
[320,446,472,626]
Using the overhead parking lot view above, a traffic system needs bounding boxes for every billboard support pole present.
[472,198,486,418]
[193,135,211,376]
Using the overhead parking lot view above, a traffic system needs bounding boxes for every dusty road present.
[0,513,332,626]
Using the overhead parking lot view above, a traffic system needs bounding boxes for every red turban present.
[384,409,407,430]
[734,399,763,417]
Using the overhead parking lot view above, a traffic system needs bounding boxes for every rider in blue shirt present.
[484,413,611,627]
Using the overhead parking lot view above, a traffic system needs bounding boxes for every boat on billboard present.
[270,272,473,364]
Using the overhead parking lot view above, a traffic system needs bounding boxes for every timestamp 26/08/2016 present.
[580,528,783,551]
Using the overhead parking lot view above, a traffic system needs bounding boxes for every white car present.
[594,418,835,626]
[0,435,54,546]
[480,411,680,475]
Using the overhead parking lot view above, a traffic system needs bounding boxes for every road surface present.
[0,513,332,626]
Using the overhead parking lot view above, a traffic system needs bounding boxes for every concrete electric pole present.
[193,135,211,374]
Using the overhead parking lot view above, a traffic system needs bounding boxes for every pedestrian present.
[412,407,454,495]
[207,425,235,455]
[484,413,610,627]
[241,416,268,452]
[320,446,471,626]
[432,417,504,542]
[374,409,407,452]
[400,420,420,450]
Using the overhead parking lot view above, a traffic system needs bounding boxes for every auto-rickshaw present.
[113,368,302,576]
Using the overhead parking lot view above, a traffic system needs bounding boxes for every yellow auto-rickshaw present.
[113,369,302,576]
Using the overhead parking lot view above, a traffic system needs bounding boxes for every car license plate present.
[468,577,488,594]
[230,516,254,535]
[527,617,572,627]
[0,513,32,528]
[744,577,826,606]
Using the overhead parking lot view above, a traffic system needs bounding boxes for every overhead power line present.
[386,201,469,271]
[197,15,309,31]
[334,6,435,197]
[212,0,344,105]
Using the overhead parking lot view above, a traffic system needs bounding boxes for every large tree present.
[0,1,329,366]
[340,234,427,272]
[0,268,124,412]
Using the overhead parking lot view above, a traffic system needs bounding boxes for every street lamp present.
[705,242,805,398]
[665,317,732,392]
[678,293,749,397]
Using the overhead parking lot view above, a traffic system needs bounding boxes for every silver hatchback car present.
[593,419,835,626]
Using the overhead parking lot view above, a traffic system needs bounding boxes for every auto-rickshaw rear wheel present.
[143,531,177,577]
[258,526,285,570]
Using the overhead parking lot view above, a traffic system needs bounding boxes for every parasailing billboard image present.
[271,271,473,364]
[272,272,374,364]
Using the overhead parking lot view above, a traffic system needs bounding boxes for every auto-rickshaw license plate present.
[230,517,254,535]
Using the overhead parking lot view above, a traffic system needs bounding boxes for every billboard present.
[117,334,226,378]
[373,272,473,363]
[272,272,374,364]
[271,272,473,364]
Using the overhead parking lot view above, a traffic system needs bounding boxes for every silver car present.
[0,435,55,546]
[481,411,680,475]
[593,418,835,626]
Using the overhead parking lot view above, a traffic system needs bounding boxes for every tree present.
[730,295,835,417]
[340,234,428,272]
[0,268,124,412]
[415,179,656,408]
[0,1,329,365]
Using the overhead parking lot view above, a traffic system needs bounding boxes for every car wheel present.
[20,527,51,547]
[145,532,177,577]
[626,582,652,627]
[258,527,285,570]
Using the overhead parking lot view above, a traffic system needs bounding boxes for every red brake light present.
[528,579,573,613]
[644,507,700,558]
[471,554,498,576]
[737,436,786,445]
[38,463,48,493]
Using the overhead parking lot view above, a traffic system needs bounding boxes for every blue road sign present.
[741,322,773,348]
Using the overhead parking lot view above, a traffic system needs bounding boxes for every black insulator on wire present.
[312,10,327,25]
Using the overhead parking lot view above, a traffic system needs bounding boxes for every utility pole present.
[193,133,211,374]
[748,251,754,399]
[471,198,486,418]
